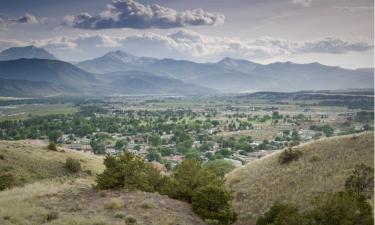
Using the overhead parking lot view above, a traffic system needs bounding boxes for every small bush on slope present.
[65,157,81,173]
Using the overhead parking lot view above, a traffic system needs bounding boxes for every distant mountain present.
[77,50,156,74]
[0,77,72,97]
[0,58,212,97]
[77,52,374,92]
[97,70,215,95]
[0,58,99,96]
[0,46,57,61]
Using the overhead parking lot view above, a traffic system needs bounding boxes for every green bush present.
[307,191,373,225]
[104,198,124,210]
[256,203,306,225]
[278,148,302,164]
[0,173,15,191]
[64,157,81,173]
[345,163,374,199]
[47,142,57,151]
[125,215,137,224]
[192,185,237,225]
[166,159,223,202]
[204,159,236,178]
[96,153,163,192]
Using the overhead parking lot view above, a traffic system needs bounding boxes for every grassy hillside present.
[0,141,205,225]
[0,140,104,187]
[226,132,374,225]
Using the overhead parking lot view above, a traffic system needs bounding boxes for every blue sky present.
[0,0,373,68]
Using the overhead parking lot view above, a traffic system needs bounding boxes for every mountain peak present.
[103,50,138,62]
[0,46,57,61]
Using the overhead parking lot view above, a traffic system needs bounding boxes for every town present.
[0,91,373,171]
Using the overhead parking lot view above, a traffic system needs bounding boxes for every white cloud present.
[0,30,371,62]
[292,0,313,7]
[333,6,374,12]
[64,0,225,30]
[0,13,39,27]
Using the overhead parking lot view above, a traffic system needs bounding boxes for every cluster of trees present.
[96,153,237,224]
[310,124,334,137]
[257,164,374,225]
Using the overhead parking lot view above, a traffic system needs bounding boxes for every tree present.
[96,153,163,192]
[307,191,373,225]
[345,164,374,199]
[256,203,306,225]
[204,159,236,177]
[192,185,237,225]
[115,140,126,151]
[169,159,223,202]
[146,149,161,162]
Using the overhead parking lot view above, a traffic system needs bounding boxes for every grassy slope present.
[0,141,205,225]
[226,132,374,225]
[0,141,104,186]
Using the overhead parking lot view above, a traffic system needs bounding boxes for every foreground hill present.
[226,132,374,225]
[0,141,205,225]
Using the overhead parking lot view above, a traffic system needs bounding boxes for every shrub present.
[140,199,155,209]
[192,185,237,225]
[65,157,81,173]
[104,198,124,210]
[0,173,15,190]
[125,215,137,224]
[96,153,163,192]
[47,142,57,151]
[307,191,373,225]
[204,159,236,178]
[0,154,4,160]
[167,159,223,202]
[46,211,59,221]
[278,148,302,164]
[345,163,374,199]
[256,203,306,225]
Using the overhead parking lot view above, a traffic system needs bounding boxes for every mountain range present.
[0,46,373,97]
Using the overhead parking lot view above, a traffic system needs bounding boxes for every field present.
[226,132,374,225]
[0,103,77,121]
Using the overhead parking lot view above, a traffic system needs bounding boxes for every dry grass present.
[0,140,104,188]
[0,140,204,225]
[226,132,374,225]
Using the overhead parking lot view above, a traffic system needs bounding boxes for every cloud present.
[0,30,371,62]
[334,6,374,12]
[292,0,313,7]
[0,13,39,29]
[64,0,225,29]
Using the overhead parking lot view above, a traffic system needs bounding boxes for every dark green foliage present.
[166,159,223,203]
[146,149,161,162]
[0,173,15,190]
[307,192,373,225]
[47,142,57,151]
[256,203,306,225]
[345,164,374,199]
[278,148,302,164]
[64,157,81,173]
[204,159,236,177]
[96,153,163,192]
[192,185,237,225]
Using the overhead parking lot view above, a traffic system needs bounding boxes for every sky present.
[0,0,373,68]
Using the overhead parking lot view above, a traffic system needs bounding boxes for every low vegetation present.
[257,164,374,225]
[226,133,374,225]
[97,153,237,224]
[0,140,104,188]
